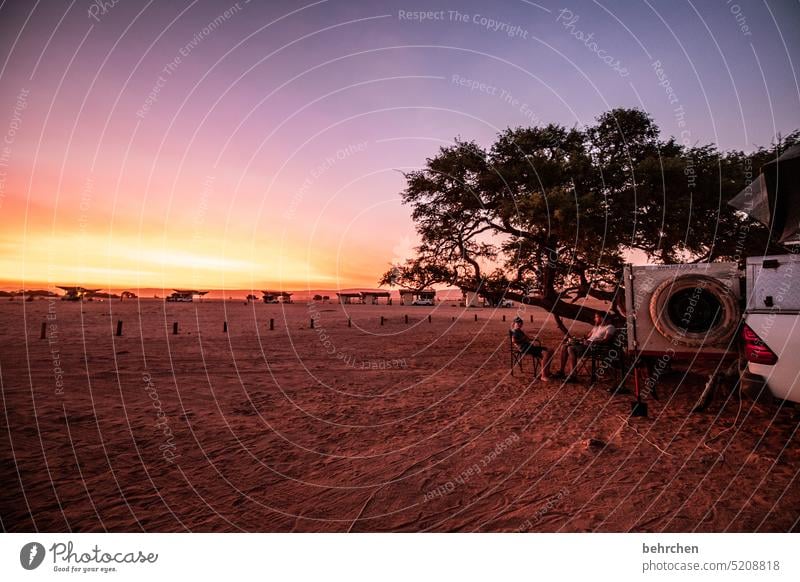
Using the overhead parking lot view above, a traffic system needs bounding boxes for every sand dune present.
[1,299,797,532]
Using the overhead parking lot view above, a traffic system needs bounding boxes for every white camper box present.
[623,262,742,358]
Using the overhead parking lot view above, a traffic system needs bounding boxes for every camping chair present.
[576,330,627,384]
[509,330,541,378]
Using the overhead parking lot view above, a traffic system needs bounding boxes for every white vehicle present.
[740,254,800,403]
[166,290,207,302]
[499,299,514,308]
[412,298,434,306]
[727,145,800,404]
[166,294,193,302]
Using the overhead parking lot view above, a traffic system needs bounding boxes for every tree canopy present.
[380,108,797,328]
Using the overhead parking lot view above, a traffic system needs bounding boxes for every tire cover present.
[649,274,740,347]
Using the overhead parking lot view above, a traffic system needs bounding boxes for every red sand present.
[1,299,798,532]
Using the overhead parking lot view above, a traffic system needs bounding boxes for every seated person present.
[559,313,615,381]
[510,316,552,382]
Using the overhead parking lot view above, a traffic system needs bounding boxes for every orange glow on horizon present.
[0,225,394,291]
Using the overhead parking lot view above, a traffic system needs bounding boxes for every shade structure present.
[729,144,800,245]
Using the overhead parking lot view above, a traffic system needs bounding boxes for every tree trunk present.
[551,313,569,334]
[504,291,625,327]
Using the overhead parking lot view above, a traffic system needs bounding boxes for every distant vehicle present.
[58,286,100,301]
[499,300,514,308]
[412,298,433,306]
[166,294,193,302]
[262,291,292,304]
[166,289,208,302]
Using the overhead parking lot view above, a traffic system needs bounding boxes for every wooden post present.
[380,316,384,326]
[502,315,506,322]
[173,322,178,335]
[269,318,274,330]
[40,321,47,340]
[404,314,408,324]
[310,318,314,329]
[530,315,533,323]
[116,320,123,336]
[348,317,351,328]
[452,316,455,321]
[474,314,478,322]
[428,314,431,323]
[223,321,228,333]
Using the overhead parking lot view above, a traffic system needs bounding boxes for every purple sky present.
[0,0,798,290]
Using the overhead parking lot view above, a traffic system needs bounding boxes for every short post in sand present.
[380,316,384,326]
[631,366,648,417]
[404,314,408,324]
[310,318,314,329]
[348,317,351,328]
[269,318,274,330]
[40,321,47,340]
[428,314,431,323]
[223,321,228,333]
[116,320,123,336]
[474,314,478,322]
[172,322,178,335]
[502,315,506,322]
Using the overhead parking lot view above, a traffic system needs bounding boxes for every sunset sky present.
[0,0,797,292]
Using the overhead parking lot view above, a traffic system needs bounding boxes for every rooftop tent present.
[729,144,800,245]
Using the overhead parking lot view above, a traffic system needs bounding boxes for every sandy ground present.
[0,298,798,532]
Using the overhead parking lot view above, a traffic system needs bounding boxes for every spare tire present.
[649,274,740,347]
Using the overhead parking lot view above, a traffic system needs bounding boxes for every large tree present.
[381,108,796,329]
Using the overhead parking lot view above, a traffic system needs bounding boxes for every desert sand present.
[1,298,798,532]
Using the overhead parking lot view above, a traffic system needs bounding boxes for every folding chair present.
[509,330,541,378]
[577,330,627,384]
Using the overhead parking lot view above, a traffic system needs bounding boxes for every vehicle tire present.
[649,274,740,347]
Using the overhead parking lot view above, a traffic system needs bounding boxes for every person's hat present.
[513,316,523,324]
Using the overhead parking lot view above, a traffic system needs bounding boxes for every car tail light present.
[741,324,778,365]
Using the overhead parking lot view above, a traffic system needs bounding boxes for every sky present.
[0,0,798,292]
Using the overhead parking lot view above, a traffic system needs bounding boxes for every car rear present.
[742,255,800,403]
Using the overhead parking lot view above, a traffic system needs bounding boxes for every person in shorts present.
[510,316,553,382]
